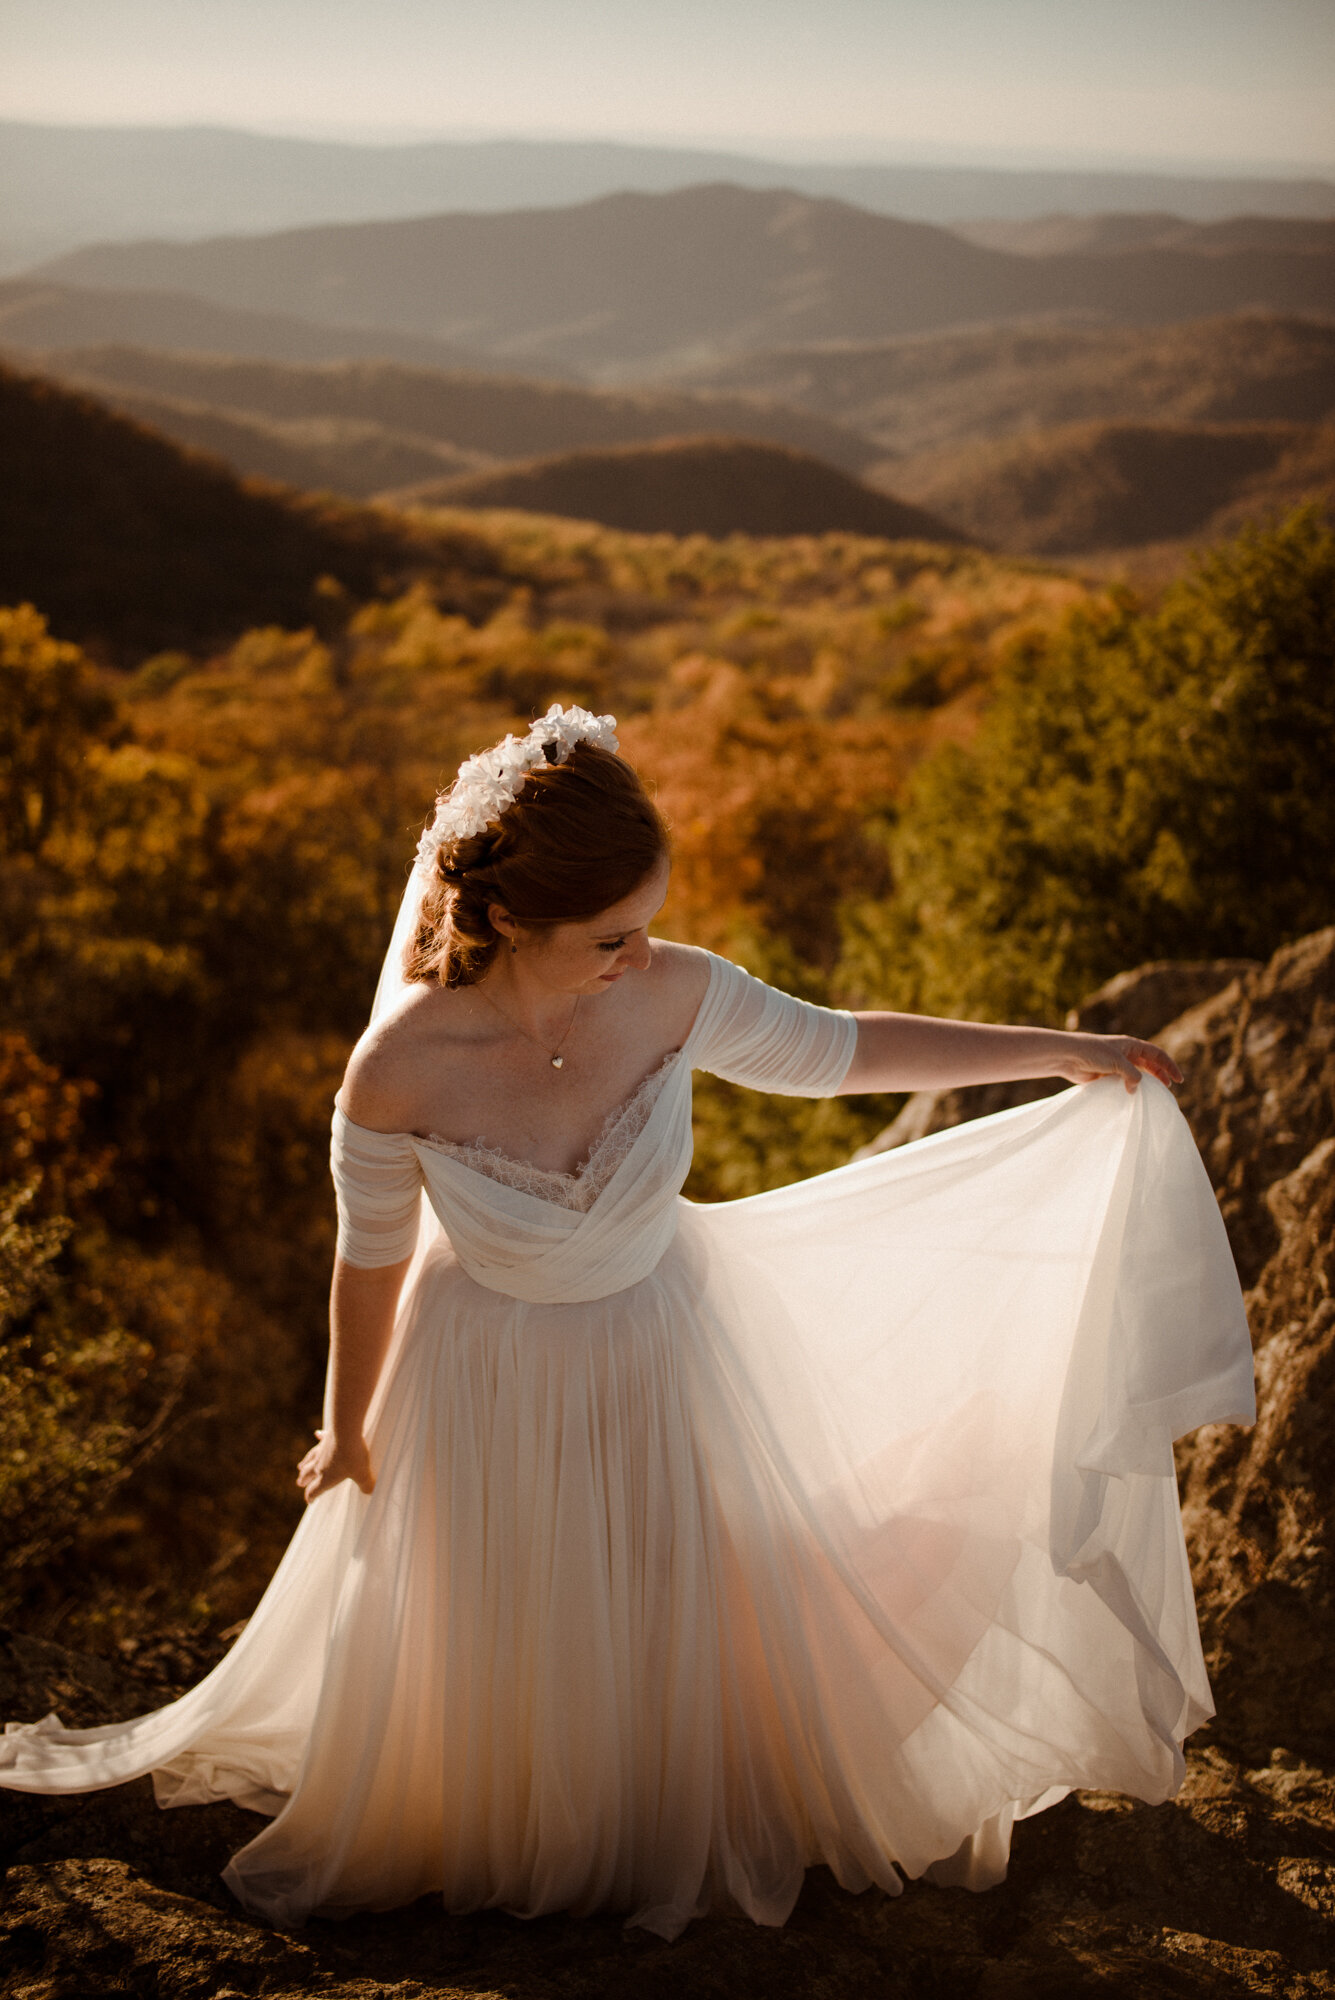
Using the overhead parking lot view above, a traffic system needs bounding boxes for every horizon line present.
[2,114,1332,184]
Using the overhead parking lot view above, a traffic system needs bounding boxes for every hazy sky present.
[3,0,1333,172]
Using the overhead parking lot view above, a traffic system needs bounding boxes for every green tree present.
[847,510,1335,1022]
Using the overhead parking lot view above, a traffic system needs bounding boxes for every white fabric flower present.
[417,705,620,866]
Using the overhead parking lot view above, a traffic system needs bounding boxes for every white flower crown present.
[416,703,620,868]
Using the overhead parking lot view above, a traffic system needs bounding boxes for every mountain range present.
[0,362,966,667]
[878,418,1335,556]
[953,213,1335,258]
[6,120,1334,274]
[670,315,1335,456]
[11,307,1333,561]
[0,277,511,374]
[5,170,1333,570]
[7,344,876,496]
[32,186,1335,380]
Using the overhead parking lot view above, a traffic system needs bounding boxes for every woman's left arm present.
[838,1011,1182,1096]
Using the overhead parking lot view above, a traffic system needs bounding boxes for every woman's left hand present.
[1053,1034,1184,1093]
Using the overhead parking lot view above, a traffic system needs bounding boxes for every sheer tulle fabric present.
[1,948,1254,1940]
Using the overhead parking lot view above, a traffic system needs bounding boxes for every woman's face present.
[501,856,670,996]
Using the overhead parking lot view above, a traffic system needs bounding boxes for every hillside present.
[31,378,489,497]
[876,418,1335,555]
[34,186,1335,377]
[12,342,879,490]
[663,313,1335,457]
[956,213,1335,258]
[0,363,504,659]
[7,119,1333,270]
[389,435,969,542]
[0,277,508,373]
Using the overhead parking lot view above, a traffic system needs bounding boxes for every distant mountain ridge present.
[955,214,1335,258]
[18,377,490,498]
[34,186,1335,378]
[668,315,1335,456]
[5,119,1333,273]
[0,278,516,374]
[15,314,1332,558]
[388,436,967,543]
[879,418,1335,555]
[11,344,879,501]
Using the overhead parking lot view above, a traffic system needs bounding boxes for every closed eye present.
[597,937,627,953]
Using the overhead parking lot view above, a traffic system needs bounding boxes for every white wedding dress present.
[1,945,1255,1940]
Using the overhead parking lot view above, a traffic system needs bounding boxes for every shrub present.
[850,509,1335,1020]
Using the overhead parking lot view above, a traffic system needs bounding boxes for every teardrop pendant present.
[551,1055,564,1069]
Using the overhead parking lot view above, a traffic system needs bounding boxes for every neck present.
[478,959,578,1038]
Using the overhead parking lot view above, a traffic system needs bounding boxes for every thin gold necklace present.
[476,982,581,1070]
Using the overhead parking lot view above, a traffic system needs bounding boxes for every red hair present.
[405,743,669,988]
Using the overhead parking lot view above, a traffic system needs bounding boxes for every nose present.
[624,930,652,972]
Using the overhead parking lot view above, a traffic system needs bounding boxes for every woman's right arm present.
[311,1026,429,1506]
[297,1252,412,1504]
[840,1011,1183,1096]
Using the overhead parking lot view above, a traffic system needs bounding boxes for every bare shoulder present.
[643,939,712,1030]
[340,986,450,1132]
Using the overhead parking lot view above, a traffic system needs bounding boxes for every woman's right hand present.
[297,1428,375,1506]
[1050,1033,1184,1094]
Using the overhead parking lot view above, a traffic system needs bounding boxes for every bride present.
[1,705,1255,1940]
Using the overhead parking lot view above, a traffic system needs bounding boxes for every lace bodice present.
[329,950,859,1302]
[419,1053,681,1215]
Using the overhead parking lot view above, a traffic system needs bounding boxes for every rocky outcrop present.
[1159,930,1334,1290]
[1160,930,1335,1779]
[1072,957,1265,1042]
[2,935,1333,1997]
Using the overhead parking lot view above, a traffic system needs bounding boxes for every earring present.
[510,941,517,955]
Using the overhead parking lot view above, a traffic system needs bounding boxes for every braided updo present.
[404,743,670,988]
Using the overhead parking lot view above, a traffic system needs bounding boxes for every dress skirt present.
[0,1077,1255,1940]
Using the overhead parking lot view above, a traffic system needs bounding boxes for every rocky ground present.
[3,932,1333,1998]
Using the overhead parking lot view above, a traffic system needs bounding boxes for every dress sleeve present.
[690,952,858,1098]
[330,1101,425,1268]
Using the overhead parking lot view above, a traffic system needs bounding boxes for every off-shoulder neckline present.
[335,949,729,1150]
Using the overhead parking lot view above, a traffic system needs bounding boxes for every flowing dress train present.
[0,950,1255,1939]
